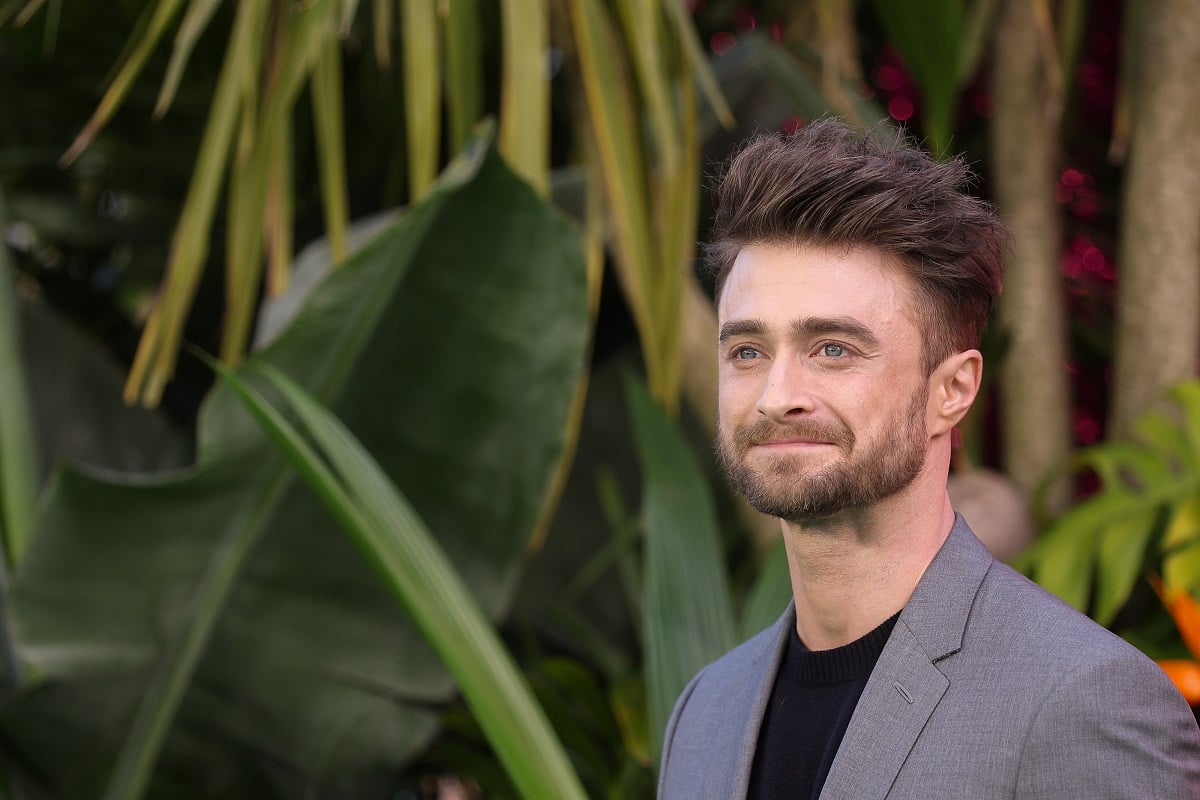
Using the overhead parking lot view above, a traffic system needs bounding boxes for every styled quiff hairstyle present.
[707,118,1006,374]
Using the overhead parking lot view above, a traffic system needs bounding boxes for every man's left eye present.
[822,343,846,357]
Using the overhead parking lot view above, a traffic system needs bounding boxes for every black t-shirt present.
[747,611,901,800]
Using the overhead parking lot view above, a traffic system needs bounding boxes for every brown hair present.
[707,118,1006,374]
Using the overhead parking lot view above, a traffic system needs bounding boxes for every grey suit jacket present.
[658,516,1200,799]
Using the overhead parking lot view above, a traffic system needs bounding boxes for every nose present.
[755,355,815,424]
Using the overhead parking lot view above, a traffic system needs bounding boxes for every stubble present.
[716,388,929,522]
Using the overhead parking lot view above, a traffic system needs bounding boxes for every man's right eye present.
[734,347,760,360]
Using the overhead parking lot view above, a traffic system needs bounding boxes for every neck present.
[780,485,956,651]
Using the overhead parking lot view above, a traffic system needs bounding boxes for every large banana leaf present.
[209,359,586,799]
[16,296,189,483]
[2,132,589,798]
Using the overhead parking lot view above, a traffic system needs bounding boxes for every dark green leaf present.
[211,358,586,800]
[870,0,963,155]
[626,375,736,762]
[5,134,590,796]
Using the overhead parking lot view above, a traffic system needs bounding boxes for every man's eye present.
[822,343,846,357]
[734,347,759,360]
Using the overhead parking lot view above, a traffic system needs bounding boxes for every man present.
[657,119,1200,799]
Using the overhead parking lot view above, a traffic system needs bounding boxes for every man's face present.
[716,243,932,522]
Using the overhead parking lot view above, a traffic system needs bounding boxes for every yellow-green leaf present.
[311,34,350,265]
[221,0,339,364]
[124,0,272,406]
[442,0,483,153]
[373,0,392,66]
[569,0,660,395]
[499,0,549,194]
[60,0,189,165]
[155,0,223,116]
[1095,514,1156,625]
[1165,495,1200,596]
[663,0,734,129]
[0,188,38,569]
[402,0,440,199]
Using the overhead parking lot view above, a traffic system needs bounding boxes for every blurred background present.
[2,0,1200,797]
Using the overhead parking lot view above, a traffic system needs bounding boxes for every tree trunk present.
[990,0,1073,514]
[1109,0,1200,438]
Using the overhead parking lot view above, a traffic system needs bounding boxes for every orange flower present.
[1151,575,1200,703]
[1154,578,1200,659]
[1157,660,1200,705]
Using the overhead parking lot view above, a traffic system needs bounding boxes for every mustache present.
[726,418,855,449]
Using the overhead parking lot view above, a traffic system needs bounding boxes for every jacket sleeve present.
[657,666,708,800]
[1015,647,1200,799]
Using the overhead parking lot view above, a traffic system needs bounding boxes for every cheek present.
[839,391,892,434]
[716,385,738,420]
[718,373,758,418]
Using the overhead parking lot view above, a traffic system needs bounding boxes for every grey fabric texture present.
[658,515,1200,799]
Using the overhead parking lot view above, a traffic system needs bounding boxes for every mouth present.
[751,438,836,449]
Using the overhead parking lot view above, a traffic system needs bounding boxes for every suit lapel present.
[818,621,949,798]
[724,607,792,799]
[819,516,994,799]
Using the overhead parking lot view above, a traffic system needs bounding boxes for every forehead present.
[717,242,922,337]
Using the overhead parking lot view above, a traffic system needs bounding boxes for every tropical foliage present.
[4,0,1200,797]
[209,355,588,800]
[1,134,594,797]
[1021,379,1200,702]
[1024,381,1200,627]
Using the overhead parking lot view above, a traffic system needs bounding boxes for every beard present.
[716,387,929,522]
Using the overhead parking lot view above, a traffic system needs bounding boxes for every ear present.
[928,349,982,436]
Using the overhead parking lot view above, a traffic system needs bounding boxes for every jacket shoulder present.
[974,559,1154,660]
[927,558,1200,797]
[657,611,788,800]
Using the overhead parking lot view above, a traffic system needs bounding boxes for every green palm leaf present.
[212,359,587,800]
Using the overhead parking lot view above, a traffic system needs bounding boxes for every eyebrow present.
[791,316,880,348]
[718,316,881,349]
[718,319,768,344]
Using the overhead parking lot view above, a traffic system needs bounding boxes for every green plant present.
[208,357,587,800]
[1023,379,1200,626]
[11,0,729,412]
[870,0,999,157]
[0,186,34,693]
[1,132,590,798]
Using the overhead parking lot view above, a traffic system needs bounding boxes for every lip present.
[752,439,835,448]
